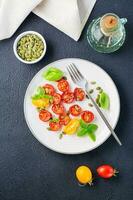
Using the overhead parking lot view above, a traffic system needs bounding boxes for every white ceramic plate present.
[24,58,120,154]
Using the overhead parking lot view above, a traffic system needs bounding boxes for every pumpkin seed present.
[89,89,94,94]
[96,87,101,90]
[90,81,96,84]
[88,103,93,107]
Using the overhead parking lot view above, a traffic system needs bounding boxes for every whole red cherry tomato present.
[97,165,118,179]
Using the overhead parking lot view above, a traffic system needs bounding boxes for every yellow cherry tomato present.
[63,118,80,135]
[76,166,93,185]
[32,98,49,108]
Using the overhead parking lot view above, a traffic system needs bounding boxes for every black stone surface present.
[0,0,133,199]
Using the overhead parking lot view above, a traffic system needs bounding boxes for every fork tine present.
[72,63,84,79]
[69,64,80,82]
[69,64,81,81]
[67,66,77,84]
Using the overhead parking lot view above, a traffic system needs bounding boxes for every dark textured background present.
[0,0,133,199]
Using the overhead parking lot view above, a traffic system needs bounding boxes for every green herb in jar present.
[17,34,44,62]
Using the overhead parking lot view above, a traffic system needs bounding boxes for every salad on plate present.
[31,67,110,142]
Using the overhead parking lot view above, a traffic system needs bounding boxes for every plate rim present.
[24,58,120,154]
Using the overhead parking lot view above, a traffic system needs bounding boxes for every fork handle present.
[86,91,122,146]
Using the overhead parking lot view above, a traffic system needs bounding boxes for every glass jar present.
[87,13,127,53]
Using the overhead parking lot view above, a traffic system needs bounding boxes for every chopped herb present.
[59,133,63,139]
[89,89,94,94]
[37,107,42,112]
[50,118,59,122]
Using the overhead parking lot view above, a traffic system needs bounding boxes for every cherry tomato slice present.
[49,121,61,131]
[81,111,94,123]
[53,93,62,104]
[39,110,52,122]
[59,114,71,125]
[97,165,116,179]
[74,88,85,101]
[69,105,82,116]
[57,79,70,92]
[62,92,74,104]
[52,103,65,115]
[43,84,55,95]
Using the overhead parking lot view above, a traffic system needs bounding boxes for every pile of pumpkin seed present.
[17,34,44,62]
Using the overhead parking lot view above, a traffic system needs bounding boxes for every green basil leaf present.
[87,132,96,142]
[50,118,59,122]
[79,119,88,129]
[87,124,98,142]
[77,128,88,137]
[43,67,64,81]
[37,86,45,96]
[87,124,98,133]
[99,92,110,110]
[32,86,53,100]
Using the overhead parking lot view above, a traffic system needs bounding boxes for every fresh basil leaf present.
[43,67,64,81]
[32,94,52,100]
[87,124,98,142]
[79,119,88,129]
[87,132,96,142]
[32,86,53,100]
[87,124,98,133]
[99,92,110,110]
[77,128,88,137]
[37,86,45,96]
[50,118,59,122]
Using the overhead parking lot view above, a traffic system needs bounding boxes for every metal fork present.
[67,63,122,146]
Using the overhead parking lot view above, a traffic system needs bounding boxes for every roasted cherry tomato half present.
[62,92,74,104]
[49,121,61,131]
[69,104,82,116]
[43,84,55,95]
[97,165,118,179]
[52,103,65,115]
[39,110,52,122]
[59,114,71,126]
[57,79,70,92]
[53,93,62,104]
[81,111,94,123]
[74,88,85,101]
